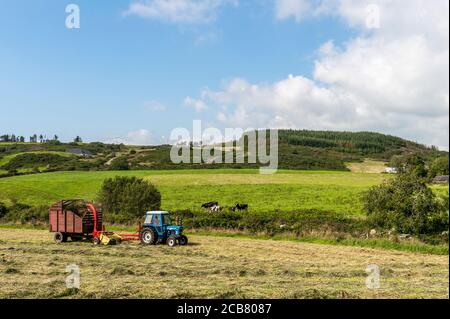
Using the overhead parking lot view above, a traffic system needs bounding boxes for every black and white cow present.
[201,202,223,213]
[201,202,219,209]
[210,205,223,213]
[230,203,249,212]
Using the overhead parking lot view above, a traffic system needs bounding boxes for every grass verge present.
[187,230,449,255]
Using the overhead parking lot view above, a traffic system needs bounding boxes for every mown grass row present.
[0,222,447,255]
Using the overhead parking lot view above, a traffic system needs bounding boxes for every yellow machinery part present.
[100,233,123,245]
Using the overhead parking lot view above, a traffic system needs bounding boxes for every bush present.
[15,205,48,223]
[428,155,449,178]
[109,157,129,171]
[2,153,67,170]
[7,168,18,175]
[363,172,449,234]
[0,202,8,218]
[0,200,48,224]
[179,209,366,237]
[97,176,161,221]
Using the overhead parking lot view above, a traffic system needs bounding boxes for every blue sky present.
[0,0,448,148]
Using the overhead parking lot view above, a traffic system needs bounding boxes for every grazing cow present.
[201,202,219,209]
[210,205,223,213]
[201,202,222,213]
[230,203,249,212]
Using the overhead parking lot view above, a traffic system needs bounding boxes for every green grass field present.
[0,169,387,215]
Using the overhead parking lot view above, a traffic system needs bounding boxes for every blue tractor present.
[140,211,188,247]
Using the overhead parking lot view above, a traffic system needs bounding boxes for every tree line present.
[0,134,83,143]
[277,130,415,153]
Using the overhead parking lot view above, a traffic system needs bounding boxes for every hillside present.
[0,130,446,176]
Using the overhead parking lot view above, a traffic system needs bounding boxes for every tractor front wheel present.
[167,236,177,247]
[141,228,158,245]
[93,237,101,245]
[54,232,66,244]
[178,235,188,246]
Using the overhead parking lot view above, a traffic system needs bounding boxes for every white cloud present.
[184,96,208,112]
[107,129,156,145]
[317,40,337,56]
[275,0,312,22]
[125,0,238,24]
[194,75,359,129]
[186,0,449,149]
[144,100,166,112]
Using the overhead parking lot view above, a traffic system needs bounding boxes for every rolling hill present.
[0,130,446,176]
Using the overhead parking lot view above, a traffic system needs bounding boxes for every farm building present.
[66,148,92,157]
[432,175,449,184]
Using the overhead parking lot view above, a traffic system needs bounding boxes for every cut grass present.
[0,228,447,299]
[1,223,445,255]
[0,169,386,215]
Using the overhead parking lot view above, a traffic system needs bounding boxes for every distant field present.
[346,160,387,173]
[0,228,447,299]
[0,170,387,215]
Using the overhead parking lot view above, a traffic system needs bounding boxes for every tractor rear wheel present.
[178,235,188,246]
[54,232,66,244]
[141,228,158,245]
[167,236,177,247]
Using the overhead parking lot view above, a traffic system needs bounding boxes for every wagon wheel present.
[54,232,66,244]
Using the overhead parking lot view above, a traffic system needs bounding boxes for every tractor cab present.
[140,211,187,247]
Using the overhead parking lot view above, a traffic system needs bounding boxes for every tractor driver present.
[153,214,161,226]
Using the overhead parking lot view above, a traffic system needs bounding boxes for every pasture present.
[0,228,447,299]
[0,169,387,215]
